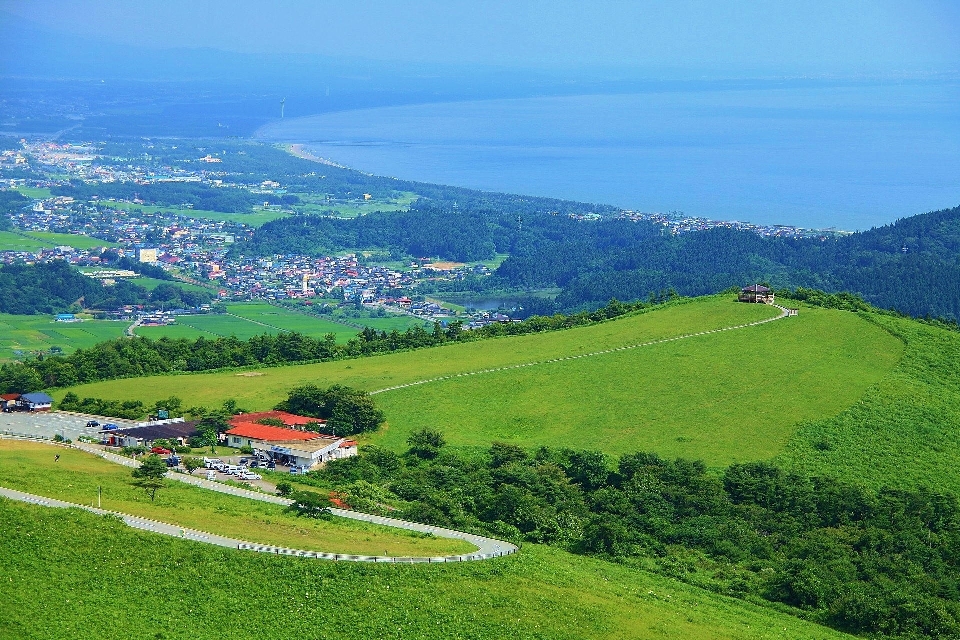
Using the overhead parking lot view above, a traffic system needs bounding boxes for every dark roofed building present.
[19,392,54,411]
[738,284,774,304]
[101,421,200,448]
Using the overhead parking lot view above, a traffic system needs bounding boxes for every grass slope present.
[0,313,128,361]
[54,297,902,465]
[0,500,850,640]
[370,305,900,463]
[778,312,960,494]
[98,201,290,227]
[0,440,470,557]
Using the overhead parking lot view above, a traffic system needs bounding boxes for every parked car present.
[238,471,262,481]
[289,465,310,475]
[165,455,181,468]
[205,471,216,481]
[203,457,221,469]
[150,447,172,455]
[85,420,100,428]
[224,465,241,475]
[102,423,119,430]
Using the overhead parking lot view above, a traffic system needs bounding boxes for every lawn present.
[0,439,472,557]
[0,498,851,640]
[12,186,51,199]
[0,230,117,251]
[55,297,902,466]
[0,313,128,361]
[128,276,213,293]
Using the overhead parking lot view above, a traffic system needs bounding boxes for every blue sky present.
[4,0,959,75]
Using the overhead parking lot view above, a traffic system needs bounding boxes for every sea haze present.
[257,79,960,231]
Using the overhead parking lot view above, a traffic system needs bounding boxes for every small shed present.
[738,284,774,304]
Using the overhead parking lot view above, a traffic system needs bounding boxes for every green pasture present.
[345,314,431,333]
[98,201,289,227]
[778,312,960,494]
[0,230,116,251]
[12,186,51,199]
[0,499,851,640]
[56,297,901,466]
[0,440,470,557]
[127,276,212,293]
[294,191,418,218]
[0,313,127,361]
[370,305,901,464]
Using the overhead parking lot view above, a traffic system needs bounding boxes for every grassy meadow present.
[0,499,851,640]
[0,312,128,361]
[54,297,902,466]
[0,440,471,556]
[0,230,117,251]
[778,312,960,494]
[97,200,290,226]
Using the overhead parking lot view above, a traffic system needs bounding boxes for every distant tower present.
[302,274,309,295]
[280,97,286,119]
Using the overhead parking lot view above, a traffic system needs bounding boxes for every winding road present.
[1,302,794,562]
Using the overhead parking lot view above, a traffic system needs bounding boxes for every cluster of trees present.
[494,206,960,319]
[0,297,665,394]
[0,261,210,315]
[275,384,384,436]
[304,437,960,638]
[0,190,29,229]
[58,393,146,419]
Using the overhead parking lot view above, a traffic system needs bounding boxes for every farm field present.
[0,313,127,361]
[97,200,291,227]
[0,230,117,251]
[127,276,213,293]
[0,440,471,557]
[0,498,851,640]
[56,297,902,467]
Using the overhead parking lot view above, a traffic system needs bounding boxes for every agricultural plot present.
[127,276,213,293]
[0,440,471,557]
[0,498,851,640]
[0,231,117,251]
[0,313,127,361]
[97,201,291,227]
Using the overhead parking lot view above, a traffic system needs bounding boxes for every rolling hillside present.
[55,295,902,466]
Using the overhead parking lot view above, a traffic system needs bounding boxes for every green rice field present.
[0,313,127,361]
[0,230,117,251]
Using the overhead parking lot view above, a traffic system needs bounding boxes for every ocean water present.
[256,80,960,230]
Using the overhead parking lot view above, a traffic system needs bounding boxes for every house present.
[738,284,775,304]
[1,393,21,411]
[223,421,357,469]
[19,392,54,412]
[227,410,325,430]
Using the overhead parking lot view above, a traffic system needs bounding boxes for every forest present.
[0,262,209,315]
[300,437,960,639]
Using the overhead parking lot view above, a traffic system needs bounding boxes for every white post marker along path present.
[0,303,794,563]
[370,304,792,396]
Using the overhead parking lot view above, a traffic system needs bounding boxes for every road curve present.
[1,437,518,562]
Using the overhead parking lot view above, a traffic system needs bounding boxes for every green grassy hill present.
[57,296,902,466]
[0,312,128,361]
[0,499,850,640]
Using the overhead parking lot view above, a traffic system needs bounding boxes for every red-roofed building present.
[225,422,321,447]
[227,410,324,429]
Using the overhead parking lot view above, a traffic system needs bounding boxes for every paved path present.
[2,437,517,562]
[371,303,792,395]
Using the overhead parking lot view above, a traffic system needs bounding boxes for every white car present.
[238,471,262,481]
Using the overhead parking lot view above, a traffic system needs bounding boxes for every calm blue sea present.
[256,80,960,230]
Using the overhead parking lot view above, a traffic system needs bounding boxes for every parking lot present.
[0,410,135,441]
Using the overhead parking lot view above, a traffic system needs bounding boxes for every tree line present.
[299,436,960,639]
[0,261,210,315]
[0,296,672,394]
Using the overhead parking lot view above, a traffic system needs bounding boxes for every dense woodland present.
[0,297,669,394]
[0,190,28,230]
[301,437,960,639]
[0,262,209,315]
